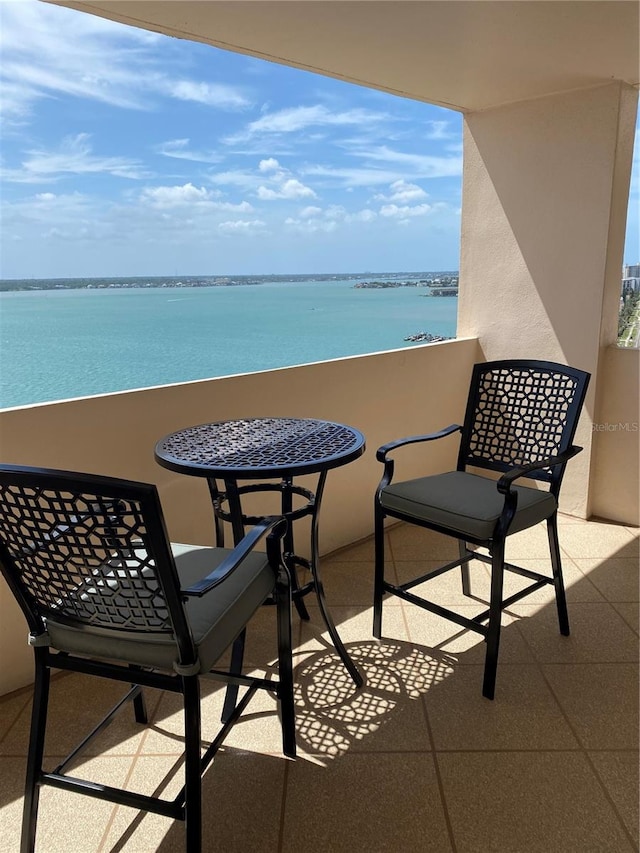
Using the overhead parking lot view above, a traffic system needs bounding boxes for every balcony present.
[1,1,638,848]
[1,509,637,850]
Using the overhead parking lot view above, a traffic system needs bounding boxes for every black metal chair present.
[0,464,295,853]
[373,359,590,699]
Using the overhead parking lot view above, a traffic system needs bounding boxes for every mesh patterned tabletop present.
[155,417,366,479]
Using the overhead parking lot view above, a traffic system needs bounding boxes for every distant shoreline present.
[0,271,460,293]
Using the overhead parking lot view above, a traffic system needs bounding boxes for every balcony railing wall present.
[0,338,479,695]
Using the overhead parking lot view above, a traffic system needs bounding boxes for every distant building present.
[622,277,640,294]
[620,264,639,299]
[623,263,640,279]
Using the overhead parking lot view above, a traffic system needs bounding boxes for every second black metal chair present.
[373,359,590,699]
[0,464,295,853]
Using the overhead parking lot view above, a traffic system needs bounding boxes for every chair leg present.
[221,629,246,723]
[128,670,148,724]
[459,539,472,596]
[182,676,202,853]
[482,541,506,700]
[547,513,570,636]
[373,502,386,639]
[21,650,50,853]
[132,689,148,724]
[275,567,296,758]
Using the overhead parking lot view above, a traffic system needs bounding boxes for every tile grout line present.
[277,756,292,853]
[0,693,32,750]
[388,528,459,852]
[513,612,639,852]
[96,688,166,853]
[420,702,459,853]
[577,751,639,852]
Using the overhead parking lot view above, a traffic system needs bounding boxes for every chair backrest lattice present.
[458,360,590,486]
[0,467,185,640]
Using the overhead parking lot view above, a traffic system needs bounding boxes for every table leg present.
[221,479,247,722]
[306,471,363,688]
[206,479,225,547]
[281,477,310,621]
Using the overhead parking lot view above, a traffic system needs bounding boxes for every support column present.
[458,83,638,518]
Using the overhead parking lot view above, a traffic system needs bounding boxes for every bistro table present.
[154,417,366,690]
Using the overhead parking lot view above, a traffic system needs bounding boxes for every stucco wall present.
[591,346,640,525]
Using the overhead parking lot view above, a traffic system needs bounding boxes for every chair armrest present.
[181,515,287,598]
[496,445,583,495]
[376,425,462,495]
[376,424,462,463]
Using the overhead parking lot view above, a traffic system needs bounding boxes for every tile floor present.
[0,516,638,852]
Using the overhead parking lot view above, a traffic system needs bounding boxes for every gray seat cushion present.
[46,544,275,674]
[380,471,557,541]
[175,544,275,672]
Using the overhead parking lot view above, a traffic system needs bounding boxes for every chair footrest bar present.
[286,554,312,572]
[470,552,554,586]
[200,685,257,768]
[204,669,279,692]
[52,685,144,775]
[41,772,182,819]
[503,562,554,584]
[500,580,549,610]
[383,583,488,635]
[173,684,260,809]
[401,554,475,592]
[471,579,549,623]
[292,580,314,598]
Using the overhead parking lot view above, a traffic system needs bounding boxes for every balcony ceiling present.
[44,1,639,112]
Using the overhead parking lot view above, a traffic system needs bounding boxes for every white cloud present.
[211,162,317,200]
[218,219,267,234]
[209,170,261,190]
[325,205,346,220]
[351,209,377,222]
[1,191,94,232]
[300,206,322,219]
[222,105,390,144]
[156,139,223,165]
[352,145,462,178]
[141,183,213,207]
[0,80,45,124]
[257,178,316,200]
[247,105,386,134]
[379,203,433,218]
[301,164,406,188]
[284,204,377,233]
[259,158,281,172]
[0,2,250,122]
[284,216,338,234]
[4,134,148,182]
[301,145,461,190]
[1,2,157,118]
[141,183,253,211]
[216,200,254,212]
[165,80,251,109]
[378,180,428,203]
[425,120,453,140]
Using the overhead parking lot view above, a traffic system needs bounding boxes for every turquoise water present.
[0,279,457,408]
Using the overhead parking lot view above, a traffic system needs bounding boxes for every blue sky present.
[1,0,638,280]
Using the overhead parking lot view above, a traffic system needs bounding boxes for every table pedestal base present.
[210,473,364,720]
